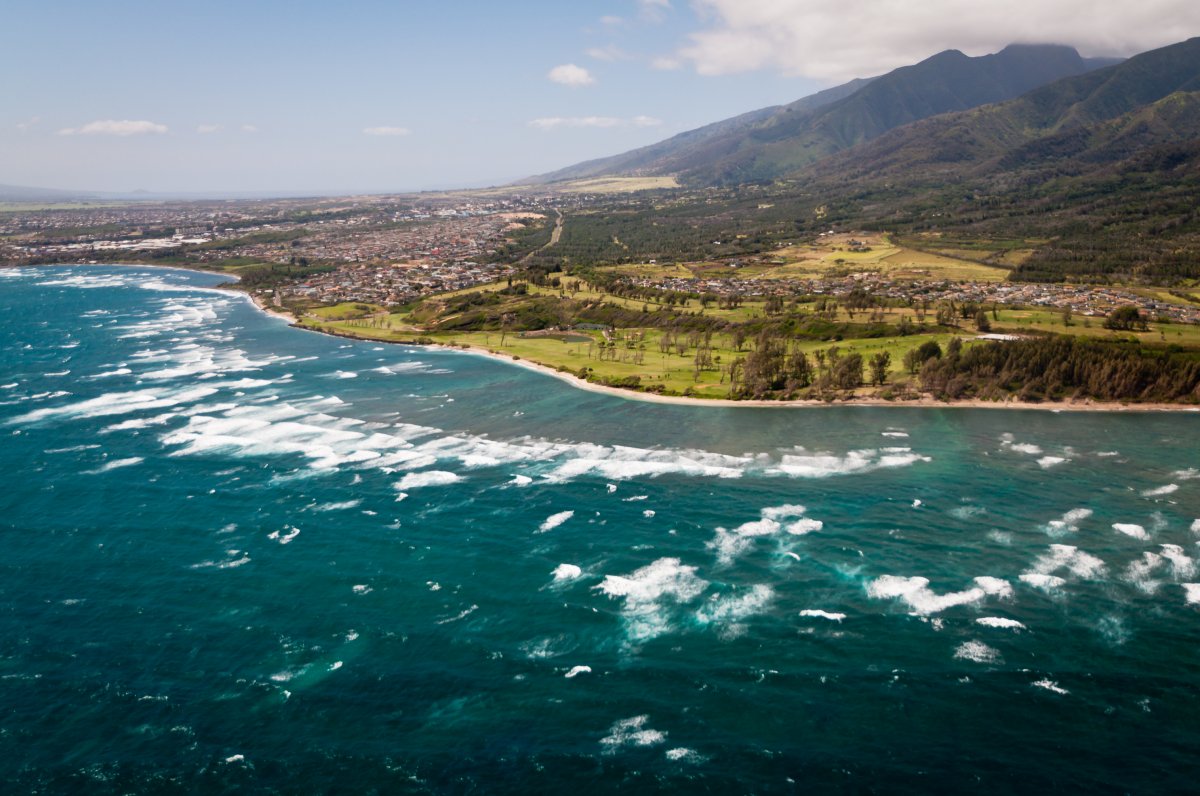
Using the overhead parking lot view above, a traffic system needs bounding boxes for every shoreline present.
[27,262,1200,413]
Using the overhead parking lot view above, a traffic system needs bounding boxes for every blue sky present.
[3,0,1195,194]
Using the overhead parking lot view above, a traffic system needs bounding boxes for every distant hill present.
[531,44,1118,187]
[0,183,99,202]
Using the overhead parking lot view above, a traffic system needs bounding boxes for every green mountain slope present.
[532,44,1112,187]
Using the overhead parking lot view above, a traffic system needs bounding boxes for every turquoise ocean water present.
[2,265,1199,792]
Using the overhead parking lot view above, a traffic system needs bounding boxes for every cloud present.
[599,15,624,26]
[57,119,168,136]
[638,0,672,22]
[529,115,662,130]
[363,126,411,136]
[196,124,221,134]
[586,45,633,62]
[16,116,40,131]
[650,56,682,70]
[240,124,258,133]
[547,63,596,87]
[674,0,1200,82]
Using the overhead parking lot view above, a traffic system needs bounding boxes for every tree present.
[975,310,992,332]
[1104,305,1147,331]
[903,340,942,373]
[869,351,892,386]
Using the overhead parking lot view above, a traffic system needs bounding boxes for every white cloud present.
[57,119,168,136]
[16,116,40,131]
[650,56,682,70]
[363,126,411,136]
[196,124,221,134]
[547,63,596,87]
[600,15,624,26]
[529,115,662,130]
[240,124,258,133]
[638,0,672,22]
[675,0,1200,82]
[586,45,633,62]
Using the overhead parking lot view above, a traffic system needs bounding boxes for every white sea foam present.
[564,665,592,678]
[509,474,533,486]
[761,504,807,520]
[309,500,361,512]
[1172,468,1200,480]
[538,510,575,533]
[82,457,143,474]
[352,584,373,595]
[268,526,301,545]
[1113,523,1150,541]
[1008,442,1043,455]
[867,575,1011,615]
[1125,552,1165,594]
[976,617,1025,630]
[1020,573,1068,591]
[1038,456,1067,469]
[1042,508,1092,537]
[551,564,583,582]
[799,609,845,622]
[1192,519,1200,534]
[10,386,218,425]
[600,715,666,752]
[664,747,704,763]
[1183,584,1200,604]
[695,584,774,639]
[395,470,461,490]
[1026,544,1106,580]
[643,509,656,518]
[1142,484,1179,497]
[597,558,708,644]
[769,447,930,478]
[1032,679,1069,695]
[881,431,909,438]
[785,518,824,535]
[1160,545,1196,579]
[954,640,1001,663]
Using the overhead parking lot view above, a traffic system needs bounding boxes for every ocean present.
[2,265,1199,793]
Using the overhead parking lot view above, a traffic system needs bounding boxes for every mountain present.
[808,37,1200,181]
[0,183,99,202]
[528,77,874,184]
[532,44,1117,187]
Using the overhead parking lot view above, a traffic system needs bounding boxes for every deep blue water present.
[2,265,1199,793]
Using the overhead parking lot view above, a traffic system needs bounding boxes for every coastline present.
[31,262,1198,413]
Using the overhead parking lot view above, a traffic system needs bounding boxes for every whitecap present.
[1113,523,1150,541]
[1026,544,1106,580]
[1183,584,1200,604]
[1032,679,1069,695]
[695,584,774,639]
[643,509,656,518]
[867,575,1011,615]
[1020,573,1067,591]
[1160,545,1196,580]
[785,518,823,535]
[509,474,533,486]
[597,558,708,644]
[976,617,1025,630]
[82,456,144,475]
[1142,484,1179,497]
[954,640,1000,663]
[761,504,807,520]
[1037,456,1067,469]
[564,665,592,678]
[799,609,845,622]
[395,470,461,490]
[538,510,575,533]
[551,563,583,582]
[600,715,666,752]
